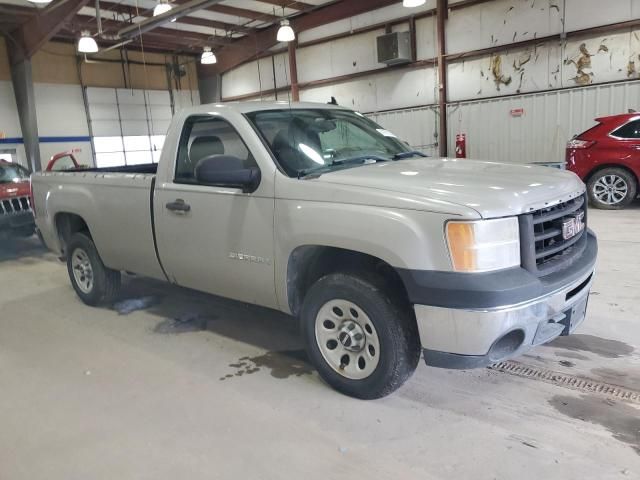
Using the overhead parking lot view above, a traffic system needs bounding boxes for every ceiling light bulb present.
[77,31,99,53]
[277,19,295,42]
[201,47,217,65]
[403,0,426,7]
[27,0,53,4]
[154,0,175,21]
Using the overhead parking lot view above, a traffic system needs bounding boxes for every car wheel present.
[587,167,637,210]
[300,272,421,399]
[66,233,121,306]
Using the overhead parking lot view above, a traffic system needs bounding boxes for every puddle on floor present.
[549,394,640,455]
[220,349,313,381]
[546,334,635,359]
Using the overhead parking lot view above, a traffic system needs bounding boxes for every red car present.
[566,113,640,209]
[0,160,36,238]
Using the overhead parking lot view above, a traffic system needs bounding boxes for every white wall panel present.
[368,106,439,157]
[221,53,290,98]
[298,0,436,44]
[300,67,437,113]
[564,0,635,31]
[298,29,385,83]
[0,81,21,138]
[447,0,563,55]
[446,79,640,164]
[415,16,437,60]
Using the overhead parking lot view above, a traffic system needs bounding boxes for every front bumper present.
[404,230,597,369]
[0,210,35,235]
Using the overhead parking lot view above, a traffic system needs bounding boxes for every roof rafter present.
[8,0,90,64]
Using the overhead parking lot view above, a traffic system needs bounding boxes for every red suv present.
[566,113,640,209]
[0,161,35,238]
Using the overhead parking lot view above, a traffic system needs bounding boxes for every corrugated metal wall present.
[368,106,439,157]
[365,79,640,163]
[447,80,640,164]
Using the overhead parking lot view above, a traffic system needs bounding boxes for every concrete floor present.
[1,206,639,479]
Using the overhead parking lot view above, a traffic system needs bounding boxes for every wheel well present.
[55,213,91,257]
[287,246,410,316]
[585,164,639,186]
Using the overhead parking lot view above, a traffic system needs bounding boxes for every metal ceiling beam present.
[206,4,279,22]
[97,1,252,34]
[256,0,313,10]
[8,0,91,64]
[117,0,226,39]
[71,13,233,46]
[209,0,399,73]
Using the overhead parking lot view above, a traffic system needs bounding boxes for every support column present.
[9,56,41,172]
[288,42,300,102]
[436,0,448,158]
[196,63,221,104]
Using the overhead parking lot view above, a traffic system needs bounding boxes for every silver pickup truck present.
[32,102,598,399]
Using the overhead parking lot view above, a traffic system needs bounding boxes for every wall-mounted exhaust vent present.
[377,31,412,65]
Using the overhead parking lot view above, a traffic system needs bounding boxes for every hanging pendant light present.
[77,31,99,53]
[277,19,295,42]
[201,46,217,65]
[154,0,176,21]
[403,0,426,7]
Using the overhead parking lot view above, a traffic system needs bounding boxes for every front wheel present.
[587,167,637,209]
[66,233,121,306]
[300,272,420,399]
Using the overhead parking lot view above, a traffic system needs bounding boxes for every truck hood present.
[0,180,30,199]
[315,158,585,218]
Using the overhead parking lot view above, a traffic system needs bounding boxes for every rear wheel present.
[300,272,420,399]
[66,233,121,306]
[587,167,637,209]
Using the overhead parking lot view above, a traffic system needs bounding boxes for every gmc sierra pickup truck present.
[32,102,598,399]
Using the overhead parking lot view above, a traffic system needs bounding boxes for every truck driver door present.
[153,114,277,309]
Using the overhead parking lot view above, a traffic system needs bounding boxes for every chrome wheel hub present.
[314,299,380,380]
[71,248,94,294]
[593,175,628,205]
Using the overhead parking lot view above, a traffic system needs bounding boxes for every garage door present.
[86,87,173,168]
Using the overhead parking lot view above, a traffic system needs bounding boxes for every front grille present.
[0,196,32,216]
[519,194,588,277]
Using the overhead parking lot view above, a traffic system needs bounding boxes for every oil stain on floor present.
[546,334,635,359]
[549,394,640,455]
[153,314,211,334]
[220,349,313,381]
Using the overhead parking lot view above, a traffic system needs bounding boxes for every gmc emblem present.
[562,212,585,240]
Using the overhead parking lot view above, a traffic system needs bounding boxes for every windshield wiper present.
[298,155,389,178]
[392,151,427,160]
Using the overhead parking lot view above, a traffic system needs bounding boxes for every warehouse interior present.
[1,0,639,478]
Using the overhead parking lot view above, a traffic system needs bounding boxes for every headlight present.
[446,217,520,272]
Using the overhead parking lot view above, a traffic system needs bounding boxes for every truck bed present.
[31,165,166,280]
[71,163,158,175]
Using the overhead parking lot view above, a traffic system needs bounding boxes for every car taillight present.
[566,139,596,149]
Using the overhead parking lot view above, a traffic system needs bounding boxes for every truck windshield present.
[246,109,419,177]
[0,163,30,184]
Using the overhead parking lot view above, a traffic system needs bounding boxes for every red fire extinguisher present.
[455,133,466,158]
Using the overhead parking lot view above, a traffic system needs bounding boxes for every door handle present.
[166,199,191,214]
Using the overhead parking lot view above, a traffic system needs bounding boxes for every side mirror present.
[195,155,261,193]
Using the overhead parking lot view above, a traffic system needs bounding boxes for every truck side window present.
[175,116,257,184]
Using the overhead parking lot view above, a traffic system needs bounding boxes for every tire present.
[66,233,121,306]
[300,272,421,399]
[587,167,637,210]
